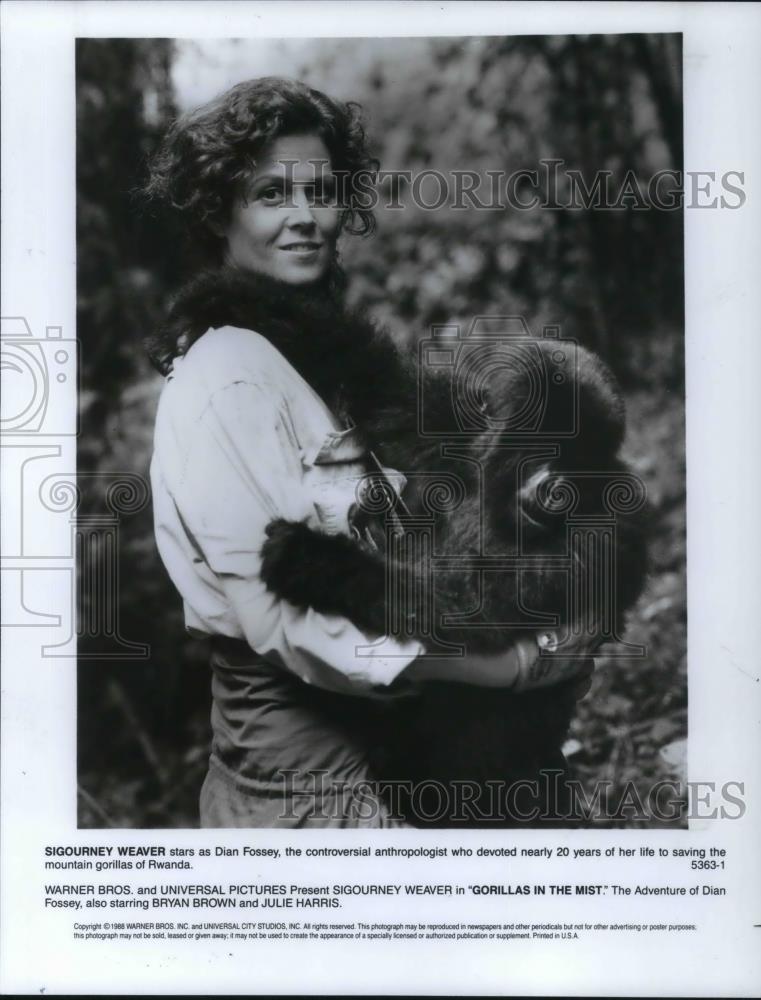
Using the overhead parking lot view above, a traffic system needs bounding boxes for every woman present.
[146,77,595,828]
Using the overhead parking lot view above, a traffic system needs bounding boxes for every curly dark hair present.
[144,76,378,262]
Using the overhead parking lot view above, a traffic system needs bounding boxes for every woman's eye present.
[258,186,284,204]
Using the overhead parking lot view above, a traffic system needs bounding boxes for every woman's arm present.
[401,634,596,691]
[258,521,598,692]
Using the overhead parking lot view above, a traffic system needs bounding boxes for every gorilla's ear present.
[574,348,627,458]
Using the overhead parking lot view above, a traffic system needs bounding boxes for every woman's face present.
[223,133,340,284]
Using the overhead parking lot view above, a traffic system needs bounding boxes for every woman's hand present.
[511,628,600,695]
[402,628,601,693]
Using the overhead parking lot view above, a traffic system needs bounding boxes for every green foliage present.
[77,35,686,828]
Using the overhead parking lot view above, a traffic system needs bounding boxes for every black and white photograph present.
[74,33,686,830]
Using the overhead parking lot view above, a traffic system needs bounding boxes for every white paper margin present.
[2,1,760,995]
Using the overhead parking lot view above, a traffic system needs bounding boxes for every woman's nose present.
[286,186,317,227]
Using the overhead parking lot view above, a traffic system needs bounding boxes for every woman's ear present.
[206,219,232,268]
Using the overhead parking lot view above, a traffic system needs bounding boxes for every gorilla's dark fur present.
[159,267,649,827]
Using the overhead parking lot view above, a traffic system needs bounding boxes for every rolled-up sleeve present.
[172,379,423,694]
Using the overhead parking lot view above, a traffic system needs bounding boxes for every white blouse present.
[150,324,424,696]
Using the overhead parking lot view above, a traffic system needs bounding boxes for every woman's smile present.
[278,239,324,255]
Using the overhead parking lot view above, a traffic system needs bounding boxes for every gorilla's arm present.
[259,518,395,636]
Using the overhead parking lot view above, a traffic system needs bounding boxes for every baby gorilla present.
[260,333,649,828]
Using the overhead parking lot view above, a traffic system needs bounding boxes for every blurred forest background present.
[76,34,686,828]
